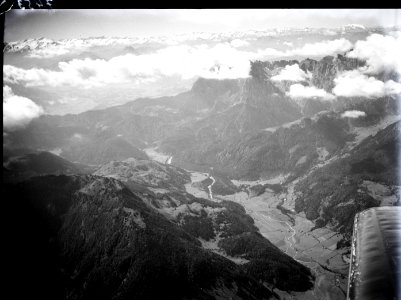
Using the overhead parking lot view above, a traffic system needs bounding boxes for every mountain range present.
[3,25,385,54]
[5,156,314,299]
[3,50,400,299]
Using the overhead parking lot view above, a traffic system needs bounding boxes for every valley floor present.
[146,148,349,300]
[191,172,349,300]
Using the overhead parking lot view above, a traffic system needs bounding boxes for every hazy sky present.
[4,9,401,41]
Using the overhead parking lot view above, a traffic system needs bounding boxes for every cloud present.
[4,37,357,89]
[28,46,70,58]
[271,64,311,82]
[341,110,367,118]
[283,41,293,47]
[3,86,44,131]
[332,70,401,98]
[384,79,401,95]
[347,33,401,74]
[4,43,254,88]
[254,38,353,59]
[286,84,335,100]
[230,39,250,48]
[288,38,353,57]
[388,30,401,38]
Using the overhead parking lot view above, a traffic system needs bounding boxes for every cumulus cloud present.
[332,70,401,98]
[271,64,311,82]
[286,84,335,100]
[384,79,401,95]
[28,46,70,58]
[3,86,44,131]
[4,43,254,88]
[341,110,367,118]
[388,30,401,38]
[230,39,250,48]
[254,38,353,59]
[347,33,401,74]
[4,37,358,89]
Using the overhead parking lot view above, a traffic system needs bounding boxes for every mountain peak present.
[191,77,241,98]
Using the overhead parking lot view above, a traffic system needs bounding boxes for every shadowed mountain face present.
[4,172,313,300]
[3,150,94,179]
[3,60,304,167]
[94,158,314,292]
[165,95,398,181]
[294,120,401,236]
[299,54,366,91]
[5,175,271,300]
[211,112,353,180]
[4,55,396,174]
[4,151,83,174]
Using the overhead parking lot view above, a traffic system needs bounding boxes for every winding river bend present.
[145,148,348,299]
[207,175,216,200]
[218,181,349,300]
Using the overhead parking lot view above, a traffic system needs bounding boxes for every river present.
[216,180,349,300]
[145,147,349,299]
[190,173,349,300]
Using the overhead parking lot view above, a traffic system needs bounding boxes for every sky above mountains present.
[5,9,400,41]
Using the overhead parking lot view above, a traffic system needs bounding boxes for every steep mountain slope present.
[299,54,365,91]
[5,54,375,171]
[4,39,400,300]
[214,112,352,179]
[5,175,275,300]
[94,158,190,192]
[3,150,93,182]
[294,120,400,239]
[5,119,149,165]
[158,55,397,172]
[94,158,314,292]
[180,95,399,180]
[159,68,302,170]
[4,59,304,167]
[5,52,398,176]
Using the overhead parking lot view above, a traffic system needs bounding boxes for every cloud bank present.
[271,64,311,82]
[254,38,353,59]
[347,33,401,75]
[3,86,44,131]
[332,70,401,98]
[286,84,335,100]
[288,38,352,57]
[230,39,250,48]
[5,37,357,89]
[5,44,255,88]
